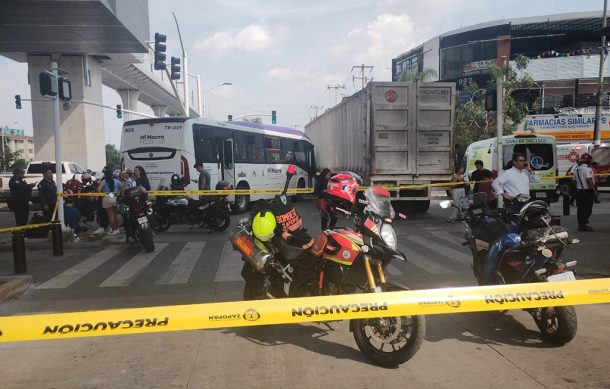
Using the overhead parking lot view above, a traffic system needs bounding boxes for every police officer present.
[38,168,57,222]
[8,168,35,226]
[572,153,598,232]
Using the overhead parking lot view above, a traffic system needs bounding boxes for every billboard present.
[519,114,610,141]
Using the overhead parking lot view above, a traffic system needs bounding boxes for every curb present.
[0,275,33,303]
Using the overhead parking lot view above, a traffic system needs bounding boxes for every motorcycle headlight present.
[380,223,397,250]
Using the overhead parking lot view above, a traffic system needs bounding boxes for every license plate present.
[138,216,148,225]
[547,271,576,282]
[535,192,547,198]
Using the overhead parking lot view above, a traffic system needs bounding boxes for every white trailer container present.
[306,81,456,212]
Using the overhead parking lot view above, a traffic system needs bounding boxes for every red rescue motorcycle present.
[230,166,425,367]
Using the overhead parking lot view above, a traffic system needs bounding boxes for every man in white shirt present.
[492,153,540,211]
[572,153,598,232]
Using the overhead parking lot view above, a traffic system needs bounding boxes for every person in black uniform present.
[9,168,35,226]
[37,168,57,221]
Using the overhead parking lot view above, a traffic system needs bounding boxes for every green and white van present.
[462,134,559,202]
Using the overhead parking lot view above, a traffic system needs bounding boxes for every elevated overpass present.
[0,0,198,170]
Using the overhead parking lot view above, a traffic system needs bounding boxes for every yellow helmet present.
[252,211,276,241]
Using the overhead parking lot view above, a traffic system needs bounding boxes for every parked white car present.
[0,160,86,201]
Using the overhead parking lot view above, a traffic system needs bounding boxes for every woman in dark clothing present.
[134,165,151,191]
[315,168,337,231]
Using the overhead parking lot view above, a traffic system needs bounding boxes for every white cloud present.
[193,25,272,54]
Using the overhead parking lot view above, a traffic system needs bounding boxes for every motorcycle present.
[230,166,425,367]
[151,180,232,233]
[440,193,579,345]
[118,186,155,252]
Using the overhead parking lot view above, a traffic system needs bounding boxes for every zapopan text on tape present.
[0,279,609,342]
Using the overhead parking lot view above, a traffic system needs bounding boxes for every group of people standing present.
[8,164,151,236]
[448,152,600,231]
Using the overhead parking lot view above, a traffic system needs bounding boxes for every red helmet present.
[579,153,592,163]
[326,172,361,205]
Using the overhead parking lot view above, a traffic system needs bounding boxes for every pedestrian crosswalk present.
[33,226,474,292]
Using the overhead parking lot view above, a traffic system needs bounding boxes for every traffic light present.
[116,104,123,119]
[154,33,167,71]
[15,95,21,109]
[271,110,277,124]
[170,57,181,80]
[228,115,233,121]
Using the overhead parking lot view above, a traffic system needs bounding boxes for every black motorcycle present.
[151,180,232,233]
[118,186,155,252]
[441,193,579,345]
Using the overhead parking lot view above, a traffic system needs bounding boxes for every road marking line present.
[37,246,126,289]
[432,230,467,246]
[397,243,455,274]
[405,235,471,266]
[214,241,244,282]
[99,243,169,287]
[422,226,441,231]
[156,242,206,285]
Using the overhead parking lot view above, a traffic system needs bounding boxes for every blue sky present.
[0,0,604,147]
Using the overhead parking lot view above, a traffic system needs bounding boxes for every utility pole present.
[311,105,324,119]
[352,64,374,90]
[327,85,345,105]
[594,0,608,146]
[51,59,64,225]
[496,56,506,209]
[173,12,189,117]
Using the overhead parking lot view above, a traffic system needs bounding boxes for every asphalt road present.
[0,197,609,388]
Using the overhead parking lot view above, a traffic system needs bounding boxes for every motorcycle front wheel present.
[140,229,155,253]
[151,212,171,232]
[351,285,425,367]
[206,206,231,232]
[532,305,577,345]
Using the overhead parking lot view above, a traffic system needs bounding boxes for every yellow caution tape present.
[0,278,608,342]
[0,222,53,235]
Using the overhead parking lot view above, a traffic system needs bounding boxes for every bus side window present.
[265,136,281,163]
[193,124,217,163]
[282,139,294,163]
[234,132,247,162]
[247,134,265,163]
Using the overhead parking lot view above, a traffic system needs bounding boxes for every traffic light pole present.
[50,60,64,225]
[173,12,189,117]
[496,61,505,209]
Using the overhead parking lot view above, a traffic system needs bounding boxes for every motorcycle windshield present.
[364,187,395,219]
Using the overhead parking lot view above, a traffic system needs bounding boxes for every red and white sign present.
[384,90,397,103]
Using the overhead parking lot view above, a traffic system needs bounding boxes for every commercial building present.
[2,127,35,162]
[392,11,610,140]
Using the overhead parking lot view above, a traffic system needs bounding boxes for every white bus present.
[119,117,316,213]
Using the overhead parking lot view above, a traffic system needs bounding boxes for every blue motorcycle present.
[440,193,579,345]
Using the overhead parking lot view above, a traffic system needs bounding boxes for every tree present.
[399,68,438,82]
[105,144,121,169]
[454,55,539,163]
[0,146,23,172]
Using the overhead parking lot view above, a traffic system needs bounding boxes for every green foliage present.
[105,144,121,169]
[454,58,539,163]
[0,146,24,172]
[399,68,438,82]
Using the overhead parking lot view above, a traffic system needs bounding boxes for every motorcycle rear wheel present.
[352,284,425,367]
[532,305,577,345]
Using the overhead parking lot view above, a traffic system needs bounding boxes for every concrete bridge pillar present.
[27,54,106,171]
[117,89,141,122]
[151,105,167,117]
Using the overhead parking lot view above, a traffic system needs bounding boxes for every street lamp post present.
[203,82,232,118]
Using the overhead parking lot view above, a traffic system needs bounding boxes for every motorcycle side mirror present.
[286,164,297,177]
[439,200,453,209]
